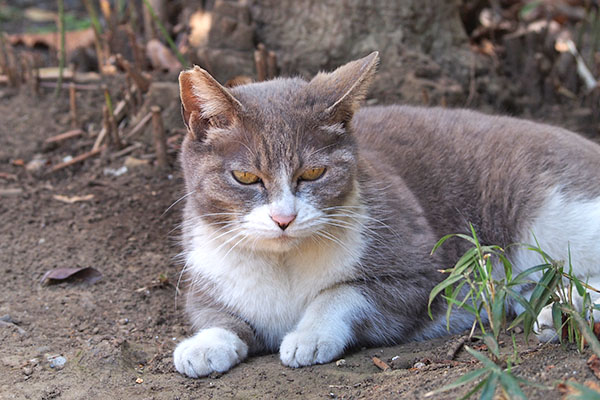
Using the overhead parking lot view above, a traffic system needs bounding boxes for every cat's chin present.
[245,234,305,253]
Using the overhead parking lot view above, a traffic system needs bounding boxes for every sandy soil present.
[1,88,599,400]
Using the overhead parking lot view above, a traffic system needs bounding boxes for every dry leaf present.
[7,28,95,56]
[40,267,102,285]
[588,354,600,380]
[53,194,94,204]
[146,39,182,74]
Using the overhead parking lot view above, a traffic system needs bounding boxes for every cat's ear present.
[179,66,244,140]
[309,51,379,125]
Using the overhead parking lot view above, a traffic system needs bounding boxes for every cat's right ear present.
[179,66,244,141]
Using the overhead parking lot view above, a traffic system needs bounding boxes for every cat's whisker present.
[163,190,197,216]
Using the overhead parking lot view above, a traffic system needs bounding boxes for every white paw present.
[534,304,559,343]
[279,330,345,368]
[173,327,248,378]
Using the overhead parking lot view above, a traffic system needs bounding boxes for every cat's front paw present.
[279,330,345,368]
[173,327,248,378]
[534,303,559,343]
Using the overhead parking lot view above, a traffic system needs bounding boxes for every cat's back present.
[352,105,600,246]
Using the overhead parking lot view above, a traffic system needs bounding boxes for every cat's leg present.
[280,285,370,368]
[173,309,257,378]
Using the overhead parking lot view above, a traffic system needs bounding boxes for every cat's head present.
[179,52,378,252]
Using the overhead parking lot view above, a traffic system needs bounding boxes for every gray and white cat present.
[173,52,600,378]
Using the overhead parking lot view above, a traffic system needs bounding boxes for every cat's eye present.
[299,167,326,181]
[232,170,260,185]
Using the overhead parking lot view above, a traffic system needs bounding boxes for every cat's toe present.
[173,327,248,378]
[280,331,344,368]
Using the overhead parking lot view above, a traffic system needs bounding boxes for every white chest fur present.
[185,222,366,349]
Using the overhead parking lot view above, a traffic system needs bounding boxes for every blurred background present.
[1,0,599,135]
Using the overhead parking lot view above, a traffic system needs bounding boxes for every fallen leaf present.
[40,267,102,285]
[53,194,94,204]
[588,354,600,380]
[7,28,95,56]
[146,39,182,74]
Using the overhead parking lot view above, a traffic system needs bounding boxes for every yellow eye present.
[232,170,260,184]
[300,167,326,181]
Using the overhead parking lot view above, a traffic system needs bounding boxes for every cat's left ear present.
[179,66,244,140]
[309,51,379,125]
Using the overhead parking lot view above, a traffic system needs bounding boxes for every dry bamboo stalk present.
[267,50,277,79]
[116,54,150,93]
[125,111,153,139]
[69,82,78,128]
[101,105,113,147]
[49,146,105,173]
[92,127,107,151]
[151,106,168,168]
[254,44,268,82]
[44,129,85,144]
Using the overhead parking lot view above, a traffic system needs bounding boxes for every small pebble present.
[135,377,144,384]
[335,359,346,367]
[92,327,99,334]
[22,366,33,376]
[47,355,67,370]
[413,361,426,369]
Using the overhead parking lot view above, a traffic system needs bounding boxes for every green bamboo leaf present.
[428,274,465,318]
[482,334,500,359]
[431,233,460,254]
[424,367,488,397]
[491,291,506,338]
[552,301,563,344]
[511,264,552,286]
[498,371,527,399]
[444,295,477,315]
[464,347,501,372]
[458,378,488,400]
[480,372,499,400]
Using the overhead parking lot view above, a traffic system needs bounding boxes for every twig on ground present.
[49,146,106,173]
[44,129,85,144]
[69,83,78,128]
[372,356,391,372]
[447,335,470,360]
[151,106,168,168]
[125,111,153,139]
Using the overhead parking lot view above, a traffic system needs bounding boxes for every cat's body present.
[173,53,600,378]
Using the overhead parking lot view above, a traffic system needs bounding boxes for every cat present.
[173,51,600,378]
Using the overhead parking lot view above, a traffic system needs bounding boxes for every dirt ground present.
[1,84,600,400]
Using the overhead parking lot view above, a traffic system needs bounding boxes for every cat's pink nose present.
[270,213,296,230]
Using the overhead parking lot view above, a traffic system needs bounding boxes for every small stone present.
[47,355,67,370]
[119,318,129,325]
[22,366,33,376]
[26,155,47,172]
[335,359,346,367]
[92,327,99,334]
[135,377,144,384]
[413,361,426,369]
[513,326,523,334]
